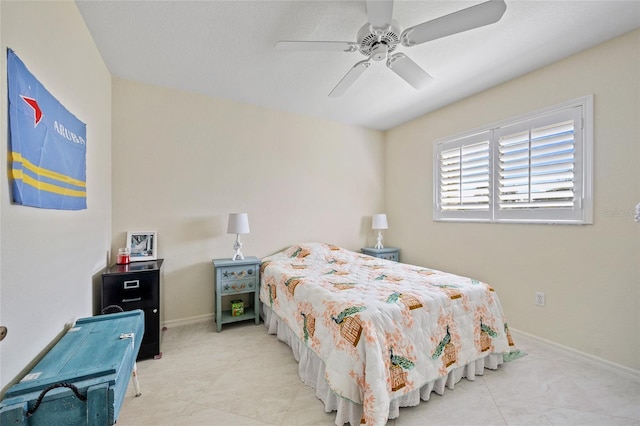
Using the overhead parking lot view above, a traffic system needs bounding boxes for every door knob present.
[0,326,7,341]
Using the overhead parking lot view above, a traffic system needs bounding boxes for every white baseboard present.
[162,313,214,329]
[511,328,640,382]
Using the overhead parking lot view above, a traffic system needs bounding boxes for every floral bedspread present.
[259,243,516,425]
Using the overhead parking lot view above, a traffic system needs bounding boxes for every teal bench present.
[0,310,144,425]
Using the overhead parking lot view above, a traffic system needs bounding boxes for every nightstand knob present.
[223,284,229,290]
[247,269,253,275]
[223,271,229,278]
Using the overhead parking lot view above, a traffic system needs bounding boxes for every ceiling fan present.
[275,0,507,97]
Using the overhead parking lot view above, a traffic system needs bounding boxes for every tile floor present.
[118,321,640,425]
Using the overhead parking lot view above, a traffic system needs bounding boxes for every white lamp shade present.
[227,213,250,234]
[372,213,388,230]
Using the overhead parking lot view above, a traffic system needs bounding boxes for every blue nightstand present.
[212,257,261,332]
[361,247,400,262]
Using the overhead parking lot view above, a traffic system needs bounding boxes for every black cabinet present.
[101,259,163,360]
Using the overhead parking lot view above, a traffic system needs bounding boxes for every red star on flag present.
[20,95,43,127]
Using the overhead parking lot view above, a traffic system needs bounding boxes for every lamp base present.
[232,251,245,261]
[232,237,244,261]
[374,231,384,249]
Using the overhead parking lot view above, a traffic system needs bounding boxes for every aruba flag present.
[7,49,87,210]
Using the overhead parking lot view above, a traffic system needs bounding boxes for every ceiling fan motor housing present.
[357,22,400,60]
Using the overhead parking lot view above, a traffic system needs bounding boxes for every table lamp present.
[372,213,388,249]
[227,213,250,260]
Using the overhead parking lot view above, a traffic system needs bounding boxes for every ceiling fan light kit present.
[276,0,507,96]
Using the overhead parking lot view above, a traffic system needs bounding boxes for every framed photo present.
[126,231,157,262]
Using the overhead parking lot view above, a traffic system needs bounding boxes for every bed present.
[259,243,518,426]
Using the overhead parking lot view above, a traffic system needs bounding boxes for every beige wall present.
[0,1,112,390]
[385,29,640,371]
[112,78,384,324]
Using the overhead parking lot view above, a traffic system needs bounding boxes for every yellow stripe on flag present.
[11,152,86,188]
[11,153,86,198]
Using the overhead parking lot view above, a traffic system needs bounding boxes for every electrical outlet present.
[535,292,545,307]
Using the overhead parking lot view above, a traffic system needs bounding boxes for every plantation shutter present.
[435,132,491,221]
[498,121,575,209]
[494,107,585,222]
[433,96,591,224]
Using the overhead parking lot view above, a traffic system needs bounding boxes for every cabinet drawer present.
[361,248,400,262]
[380,253,398,261]
[220,264,257,282]
[102,271,158,307]
[219,278,257,295]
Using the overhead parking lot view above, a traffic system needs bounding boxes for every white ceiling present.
[76,1,640,131]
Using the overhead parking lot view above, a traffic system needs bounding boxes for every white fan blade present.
[276,41,358,52]
[329,60,371,97]
[386,53,432,89]
[367,0,394,31]
[401,0,506,47]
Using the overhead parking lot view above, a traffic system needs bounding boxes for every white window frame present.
[434,95,593,224]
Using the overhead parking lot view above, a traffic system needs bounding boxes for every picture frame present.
[126,231,157,262]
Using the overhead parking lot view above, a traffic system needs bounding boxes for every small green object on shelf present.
[231,300,244,317]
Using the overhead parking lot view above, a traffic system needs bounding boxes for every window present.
[438,132,492,221]
[434,95,593,224]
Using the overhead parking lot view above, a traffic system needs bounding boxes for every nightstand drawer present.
[379,252,398,261]
[220,278,257,295]
[220,264,258,282]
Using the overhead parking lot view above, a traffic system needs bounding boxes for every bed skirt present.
[262,303,505,426]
